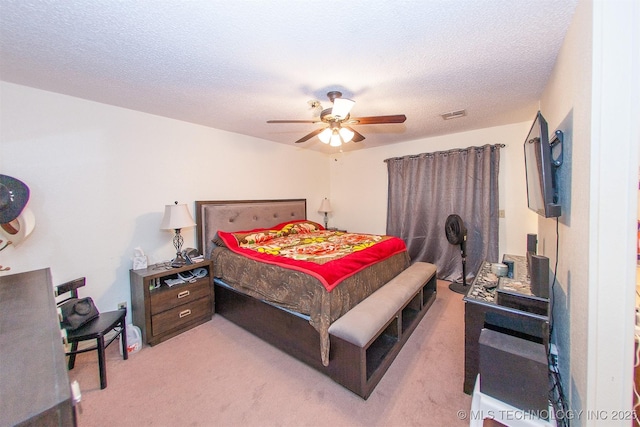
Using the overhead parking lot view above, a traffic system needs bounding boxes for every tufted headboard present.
[195,199,307,258]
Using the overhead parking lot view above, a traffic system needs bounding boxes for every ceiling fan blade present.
[348,114,407,125]
[295,128,324,143]
[344,126,365,142]
[267,119,321,124]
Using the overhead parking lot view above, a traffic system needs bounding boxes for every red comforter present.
[216,220,407,292]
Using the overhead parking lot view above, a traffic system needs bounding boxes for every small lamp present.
[160,201,196,268]
[318,198,332,229]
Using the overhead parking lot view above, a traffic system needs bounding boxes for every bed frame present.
[196,199,328,371]
[195,199,436,398]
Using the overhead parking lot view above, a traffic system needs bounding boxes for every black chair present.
[55,277,128,389]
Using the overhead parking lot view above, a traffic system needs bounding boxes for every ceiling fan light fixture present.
[330,131,342,147]
[338,127,354,143]
[331,98,355,120]
[268,90,405,145]
[318,127,332,144]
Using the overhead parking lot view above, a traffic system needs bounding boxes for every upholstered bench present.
[328,262,437,398]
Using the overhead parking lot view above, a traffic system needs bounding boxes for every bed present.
[196,199,435,398]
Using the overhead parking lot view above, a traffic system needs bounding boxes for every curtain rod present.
[383,143,506,163]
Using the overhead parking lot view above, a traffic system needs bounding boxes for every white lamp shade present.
[318,198,332,213]
[330,131,342,147]
[338,127,354,143]
[331,98,355,119]
[160,203,196,230]
[318,127,332,144]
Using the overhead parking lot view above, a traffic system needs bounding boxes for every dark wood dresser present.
[129,260,214,346]
[463,255,549,394]
[0,268,76,426]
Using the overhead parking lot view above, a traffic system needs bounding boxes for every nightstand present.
[130,260,214,346]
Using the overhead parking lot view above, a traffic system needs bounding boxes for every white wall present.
[0,82,330,317]
[539,0,640,422]
[329,122,539,258]
[538,0,592,417]
[584,0,639,419]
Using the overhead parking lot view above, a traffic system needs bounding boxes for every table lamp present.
[160,201,196,268]
[318,198,332,229]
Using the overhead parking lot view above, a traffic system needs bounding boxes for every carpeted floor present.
[68,280,472,426]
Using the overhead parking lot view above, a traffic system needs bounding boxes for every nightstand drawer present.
[151,297,211,336]
[150,279,211,315]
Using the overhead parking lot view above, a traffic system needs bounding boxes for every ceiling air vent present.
[441,109,467,120]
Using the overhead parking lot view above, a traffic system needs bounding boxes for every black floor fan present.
[445,214,469,294]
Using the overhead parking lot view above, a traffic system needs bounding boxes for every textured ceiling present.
[0,0,577,152]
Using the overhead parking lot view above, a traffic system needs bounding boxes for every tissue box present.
[132,247,148,270]
[133,257,147,270]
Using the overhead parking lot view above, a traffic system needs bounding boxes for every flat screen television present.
[523,111,562,218]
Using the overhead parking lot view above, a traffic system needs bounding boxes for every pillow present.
[237,229,283,245]
[282,220,323,234]
[218,220,324,247]
[212,233,226,248]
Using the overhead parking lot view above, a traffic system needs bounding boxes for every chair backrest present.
[55,277,86,304]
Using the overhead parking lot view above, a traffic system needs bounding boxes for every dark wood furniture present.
[56,277,128,389]
[130,259,213,346]
[197,199,325,372]
[0,268,76,426]
[463,255,549,394]
[328,262,437,398]
[215,261,437,399]
[196,199,436,398]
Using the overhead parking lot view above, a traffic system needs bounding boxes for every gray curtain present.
[385,144,501,282]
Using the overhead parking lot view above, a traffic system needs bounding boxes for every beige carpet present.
[69,280,472,426]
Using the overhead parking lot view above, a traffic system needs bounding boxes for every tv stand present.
[462,254,549,394]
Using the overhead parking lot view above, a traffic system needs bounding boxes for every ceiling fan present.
[267,91,406,146]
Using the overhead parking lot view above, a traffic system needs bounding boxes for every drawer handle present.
[179,309,192,318]
[177,290,190,299]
